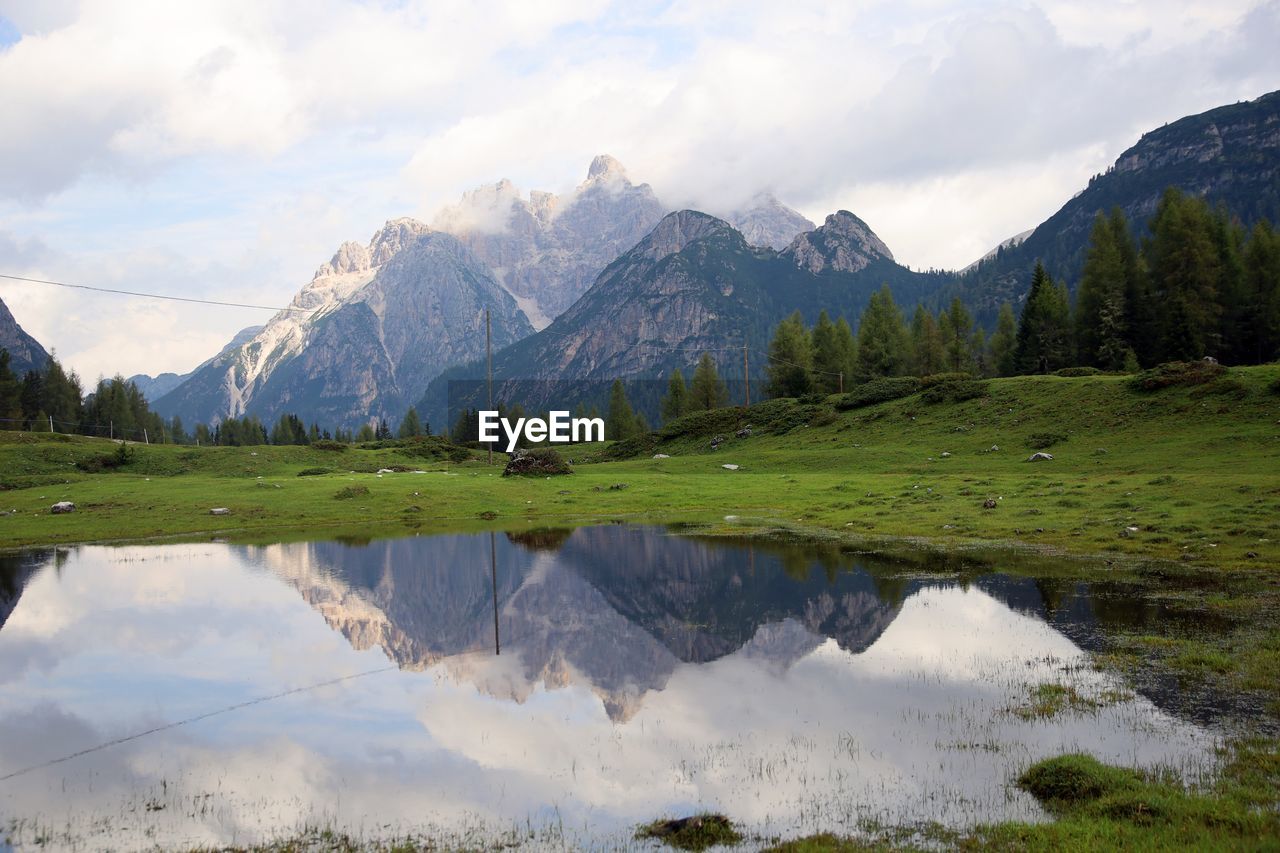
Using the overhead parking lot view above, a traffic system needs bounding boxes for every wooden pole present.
[490,530,500,656]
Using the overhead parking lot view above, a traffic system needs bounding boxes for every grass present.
[1006,683,1131,721]
[636,814,744,850]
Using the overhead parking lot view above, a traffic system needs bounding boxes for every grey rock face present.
[0,296,49,376]
[784,210,894,274]
[727,192,816,250]
[433,155,667,325]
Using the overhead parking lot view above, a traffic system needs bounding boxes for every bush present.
[502,447,572,477]
[834,377,921,410]
[920,379,989,404]
[1025,432,1067,450]
[297,467,331,476]
[1130,360,1225,391]
[75,441,135,473]
[1054,366,1101,377]
[310,440,348,452]
[1269,377,1280,396]
[333,485,370,500]
[920,372,972,388]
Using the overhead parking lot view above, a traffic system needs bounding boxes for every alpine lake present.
[0,525,1258,850]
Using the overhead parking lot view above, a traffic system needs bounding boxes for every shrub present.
[920,372,972,388]
[501,447,572,477]
[1054,366,1101,377]
[1025,432,1067,450]
[297,467,331,477]
[1130,360,1225,391]
[310,440,348,452]
[333,485,370,500]
[75,441,135,473]
[1269,377,1280,396]
[834,377,921,410]
[921,379,989,404]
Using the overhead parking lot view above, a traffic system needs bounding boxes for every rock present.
[722,464,740,470]
[209,507,231,516]
[990,445,1000,452]
[50,501,75,514]
[1028,452,1054,462]
[608,483,628,490]
[982,498,997,509]
[1247,551,1259,558]
[940,451,951,458]
[377,468,395,474]
[735,426,752,438]
[652,453,670,459]
[710,434,727,449]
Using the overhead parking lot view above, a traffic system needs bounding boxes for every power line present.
[0,272,309,313]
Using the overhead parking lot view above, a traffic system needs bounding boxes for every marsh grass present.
[636,814,744,850]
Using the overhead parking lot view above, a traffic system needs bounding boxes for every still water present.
[0,526,1218,850]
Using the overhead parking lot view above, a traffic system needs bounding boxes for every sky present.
[0,0,1277,382]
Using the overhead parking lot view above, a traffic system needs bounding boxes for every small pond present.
[0,526,1220,849]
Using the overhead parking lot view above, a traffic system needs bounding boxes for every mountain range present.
[6,90,1276,429]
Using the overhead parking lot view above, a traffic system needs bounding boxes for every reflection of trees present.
[0,549,50,633]
[505,528,575,553]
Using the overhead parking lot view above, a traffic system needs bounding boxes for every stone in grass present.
[50,501,75,514]
[635,814,743,851]
[209,507,231,516]
[983,498,997,509]
[1028,452,1054,462]
[502,448,572,477]
[653,453,671,459]
[722,464,740,470]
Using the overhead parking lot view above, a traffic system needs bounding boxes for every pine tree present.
[1243,220,1280,363]
[1014,262,1073,373]
[811,310,842,393]
[660,369,690,423]
[1146,188,1221,360]
[170,416,189,445]
[1076,213,1128,367]
[943,297,974,372]
[398,407,424,438]
[606,380,638,440]
[689,353,728,410]
[988,303,1018,377]
[910,305,945,376]
[1110,209,1154,366]
[357,422,377,442]
[0,350,20,421]
[834,317,858,383]
[855,286,909,381]
[765,311,813,398]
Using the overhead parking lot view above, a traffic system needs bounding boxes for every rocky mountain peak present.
[314,240,372,279]
[634,210,733,261]
[586,154,628,183]
[785,210,893,274]
[0,296,49,375]
[727,192,817,251]
[368,217,431,265]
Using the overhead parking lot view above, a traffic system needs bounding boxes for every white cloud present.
[0,0,1276,379]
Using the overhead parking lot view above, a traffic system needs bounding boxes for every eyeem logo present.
[478,410,604,452]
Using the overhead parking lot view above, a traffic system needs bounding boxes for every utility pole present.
[48,415,53,433]
[742,342,750,407]
[143,428,149,445]
[486,307,493,466]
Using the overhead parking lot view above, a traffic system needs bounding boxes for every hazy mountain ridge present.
[0,296,49,376]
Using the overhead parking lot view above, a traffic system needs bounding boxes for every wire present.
[0,273,309,313]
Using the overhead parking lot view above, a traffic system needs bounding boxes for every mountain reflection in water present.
[0,527,1219,850]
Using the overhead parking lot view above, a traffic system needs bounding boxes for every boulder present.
[1028,452,1054,462]
[982,498,997,509]
[722,464,740,470]
[50,501,75,514]
[209,507,231,516]
[652,453,670,459]
[710,434,727,449]
[735,426,752,438]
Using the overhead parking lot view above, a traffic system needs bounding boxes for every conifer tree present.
[1243,220,1280,363]
[398,407,424,438]
[910,305,945,375]
[689,353,728,410]
[988,303,1018,377]
[660,369,690,423]
[1015,262,1073,373]
[943,297,974,372]
[811,310,844,393]
[765,311,813,397]
[0,350,20,421]
[1076,213,1128,367]
[606,380,638,440]
[855,286,909,381]
[1146,188,1221,360]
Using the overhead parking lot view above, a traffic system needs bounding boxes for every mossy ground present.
[2,365,1278,849]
